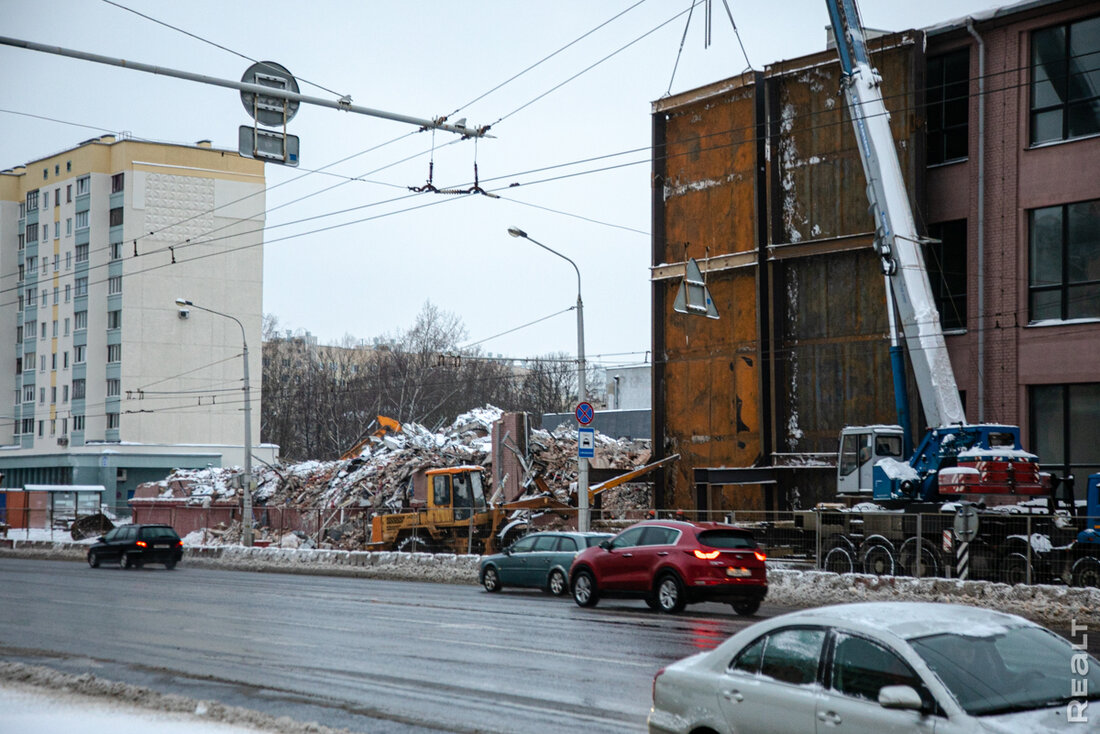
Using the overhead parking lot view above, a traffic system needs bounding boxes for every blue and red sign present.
[575,402,594,425]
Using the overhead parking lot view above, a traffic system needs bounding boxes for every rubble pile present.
[138,406,654,546]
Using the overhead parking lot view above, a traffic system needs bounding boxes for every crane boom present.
[826,0,966,428]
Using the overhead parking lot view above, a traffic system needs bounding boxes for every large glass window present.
[925,221,968,329]
[831,633,931,704]
[1031,383,1100,497]
[1029,200,1100,321]
[1031,16,1100,144]
[926,49,970,164]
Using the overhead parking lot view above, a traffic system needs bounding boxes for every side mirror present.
[96,536,106,543]
[599,540,612,550]
[878,685,924,711]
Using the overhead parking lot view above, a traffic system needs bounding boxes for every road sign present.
[575,402,594,425]
[239,126,299,166]
[953,505,979,543]
[578,427,595,458]
[240,61,300,127]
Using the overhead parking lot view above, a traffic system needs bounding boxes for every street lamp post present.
[175,298,254,546]
[506,226,589,532]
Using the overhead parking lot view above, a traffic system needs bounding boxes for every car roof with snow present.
[772,601,1032,641]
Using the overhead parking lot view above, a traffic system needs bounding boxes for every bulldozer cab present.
[426,467,487,523]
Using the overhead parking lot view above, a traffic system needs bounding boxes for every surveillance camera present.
[178,308,190,319]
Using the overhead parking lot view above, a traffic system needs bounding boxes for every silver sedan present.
[649,601,1100,734]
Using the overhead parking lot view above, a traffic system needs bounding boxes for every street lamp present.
[175,297,254,546]
[506,226,590,532]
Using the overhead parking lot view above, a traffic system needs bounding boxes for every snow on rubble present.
[136,406,653,547]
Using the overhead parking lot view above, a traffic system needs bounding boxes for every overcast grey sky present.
[2,0,1006,371]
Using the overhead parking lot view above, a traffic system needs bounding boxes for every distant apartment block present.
[0,134,274,510]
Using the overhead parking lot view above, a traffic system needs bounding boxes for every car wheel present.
[859,537,897,576]
[731,599,760,617]
[1072,557,1100,588]
[482,566,501,593]
[1004,552,1029,585]
[655,573,686,613]
[120,551,132,569]
[87,551,100,568]
[572,569,599,607]
[547,569,567,596]
[823,545,856,575]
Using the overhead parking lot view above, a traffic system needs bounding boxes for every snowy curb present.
[0,661,354,734]
[767,569,1100,628]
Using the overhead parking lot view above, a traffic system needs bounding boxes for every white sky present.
[1,0,1006,371]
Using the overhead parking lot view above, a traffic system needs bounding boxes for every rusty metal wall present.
[652,34,925,512]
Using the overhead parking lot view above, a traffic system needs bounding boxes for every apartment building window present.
[74,345,85,363]
[73,415,84,431]
[74,311,87,331]
[110,241,123,260]
[21,418,34,435]
[41,290,47,307]
[106,413,120,430]
[38,421,44,437]
[26,190,38,211]
[40,387,45,404]
[111,173,124,193]
[65,251,72,269]
[52,319,58,337]
[16,326,23,343]
[76,175,89,195]
[63,351,69,368]
[106,379,120,397]
[24,353,35,370]
[40,321,46,340]
[64,317,70,335]
[15,357,21,374]
[63,385,69,402]
[51,353,56,370]
[26,223,37,243]
[19,202,25,218]
[41,224,47,242]
[53,254,58,271]
[72,379,85,399]
[64,284,71,303]
[75,211,89,230]
[18,233,24,250]
[1031,16,1100,144]
[107,276,122,294]
[53,222,60,239]
[60,418,67,435]
[23,385,34,402]
[66,184,72,202]
[26,256,36,275]
[1029,198,1100,321]
[52,287,58,305]
[40,354,46,371]
[109,207,123,227]
[75,277,88,297]
[49,419,56,437]
[25,287,35,305]
[18,264,24,282]
[51,386,57,404]
[107,344,121,363]
[75,243,88,263]
[18,295,23,311]
[1031,383,1100,490]
[25,320,36,339]
[107,310,122,329]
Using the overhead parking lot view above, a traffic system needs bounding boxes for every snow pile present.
[767,569,1100,628]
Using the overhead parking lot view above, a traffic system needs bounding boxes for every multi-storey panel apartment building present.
[0,134,274,511]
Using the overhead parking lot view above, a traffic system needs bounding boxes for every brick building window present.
[926,49,970,165]
[1029,199,1100,321]
[1031,383,1100,496]
[1031,16,1100,144]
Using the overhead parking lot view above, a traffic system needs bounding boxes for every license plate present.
[726,567,751,578]
[155,543,170,548]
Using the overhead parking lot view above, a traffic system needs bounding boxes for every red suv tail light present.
[754,551,766,562]
[693,549,721,560]
[136,540,147,548]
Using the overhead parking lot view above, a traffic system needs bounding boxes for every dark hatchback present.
[87,524,183,569]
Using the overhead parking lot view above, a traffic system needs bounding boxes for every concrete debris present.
[135,406,654,549]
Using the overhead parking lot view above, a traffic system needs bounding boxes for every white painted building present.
[0,135,275,510]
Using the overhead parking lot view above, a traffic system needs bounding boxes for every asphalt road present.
[0,558,780,733]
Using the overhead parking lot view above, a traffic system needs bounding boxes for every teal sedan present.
[480,531,612,595]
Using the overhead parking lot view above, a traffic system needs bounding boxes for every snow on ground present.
[0,682,268,734]
[0,663,351,734]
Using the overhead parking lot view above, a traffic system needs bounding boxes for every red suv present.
[568,520,767,615]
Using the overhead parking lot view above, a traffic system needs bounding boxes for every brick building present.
[650,0,1100,512]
